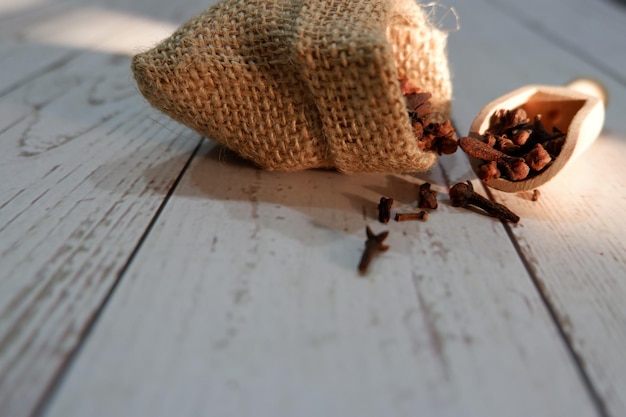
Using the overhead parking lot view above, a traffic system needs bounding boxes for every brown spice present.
[438,136,459,155]
[460,107,566,182]
[484,134,497,147]
[531,115,554,142]
[478,161,500,181]
[494,136,519,154]
[449,181,520,223]
[488,108,530,134]
[418,182,438,209]
[358,226,390,275]
[459,136,530,181]
[543,135,566,157]
[417,121,458,155]
[532,189,541,202]
[428,120,459,155]
[499,158,530,181]
[406,92,433,118]
[401,78,458,156]
[511,128,532,146]
[460,136,510,162]
[395,211,428,221]
[378,197,393,224]
[525,143,552,171]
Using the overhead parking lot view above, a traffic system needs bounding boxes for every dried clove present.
[494,136,520,154]
[532,189,541,202]
[531,115,554,142]
[406,92,433,118]
[400,78,459,155]
[449,181,520,223]
[418,182,438,209]
[358,226,390,275]
[511,128,532,146]
[484,134,497,147]
[419,120,458,155]
[459,136,530,181]
[488,108,530,135]
[525,143,552,171]
[543,135,566,157]
[418,122,457,154]
[499,158,530,181]
[502,108,529,130]
[378,197,393,224]
[395,211,428,221]
[460,135,512,162]
[478,161,500,181]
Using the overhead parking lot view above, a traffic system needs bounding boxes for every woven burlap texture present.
[132,0,452,172]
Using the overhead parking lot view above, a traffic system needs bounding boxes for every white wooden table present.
[1,0,625,416]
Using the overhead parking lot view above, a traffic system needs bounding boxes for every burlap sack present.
[132,0,452,172]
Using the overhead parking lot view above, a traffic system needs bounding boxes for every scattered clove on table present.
[418,182,438,210]
[449,181,520,223]
[358,226,390,275]
[360,179,522,275]
[378,197,393,224]
[395,211,428,222]
[531,189,541,202]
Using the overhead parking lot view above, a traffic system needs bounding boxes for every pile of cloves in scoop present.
[459,108,566,181]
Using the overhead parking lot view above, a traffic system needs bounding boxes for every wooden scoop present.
[467,79,606,193]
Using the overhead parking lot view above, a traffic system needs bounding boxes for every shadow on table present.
[176,141,446,238]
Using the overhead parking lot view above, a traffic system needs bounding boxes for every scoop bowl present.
[467,79,606,193]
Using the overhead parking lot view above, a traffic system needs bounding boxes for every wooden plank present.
[486,0,626,85]
[446,0,626,415]
[0,0,69,25]
[496,132,626,416]
[0,0,186,95]
[0,9,205,417]
[42,139,598,417]
[5,0,622,415]
[0,5,127,95]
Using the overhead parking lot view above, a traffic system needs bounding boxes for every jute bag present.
[132,0,452,172]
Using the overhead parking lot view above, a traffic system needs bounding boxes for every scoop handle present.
[567,78,608,108]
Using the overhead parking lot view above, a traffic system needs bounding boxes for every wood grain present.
[486,0,626,86]
[0,5,204,417]
[0,4,126,95]
[42,141,597,417]
[0,0,190,96]
[0,0,624,416]
[495,133,626,416]
[447,0,626,414]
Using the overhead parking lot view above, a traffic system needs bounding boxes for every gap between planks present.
[40,141,596,415]
[493,184,611,417]
[31,138,204,417]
